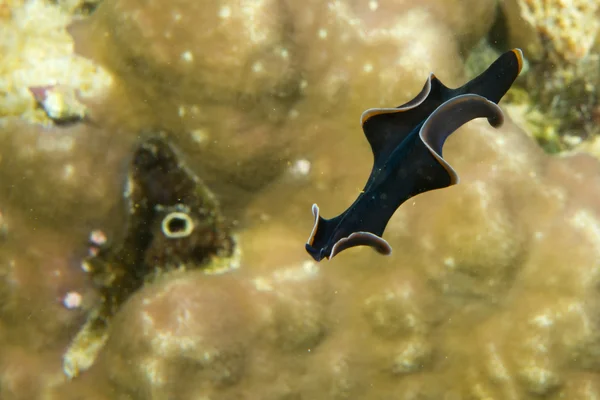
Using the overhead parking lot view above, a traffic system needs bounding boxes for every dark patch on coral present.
[64,132,237,378]
[86,132,234,322]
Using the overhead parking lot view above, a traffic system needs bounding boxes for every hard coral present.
[503,0,600,62]
[501,0,600,152]
[63,134,237,378]
[5,0,600,398]
[0,0,111,124]
[50,120,600,399]
[66,0,497,207]
[0,205,89,400]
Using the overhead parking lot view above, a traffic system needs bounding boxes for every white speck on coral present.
[142,359,165,385]
[274,262,320,283]
[534,231,544,240]
[172,11,182,21]
[63,291,82,309]
[219,5,232,19]
[318,28,328,39]
[176,308,192,325]
[240,0,269,44]
[302,260,319,276]
[80,261,92,272]
[363,63,374,73]
[190,129,209,145]
[486,343,510,381]
[519,366,560,394]
[368,0,378,11]
[180,51,194,63]
[289,159,311,176]
[532,313,553,327]
[123,176,134,202]
[299,79,308,90]
[252,61,264,73]
[253,277,273,292]
[89,229,107,246]
[140,310,155,336]
[62,163,74,180]
[570,209,600,253]
[563,134,582,147]
[178,105,186,117]
[280,48,289,59]
[259,213,270,222]
[399,285,413,300]
[444,257,455,268]
[288,109,299,119]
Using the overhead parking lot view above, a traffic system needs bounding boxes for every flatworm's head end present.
[511,48,524,75]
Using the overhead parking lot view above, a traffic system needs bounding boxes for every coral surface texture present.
[1,0,600,399]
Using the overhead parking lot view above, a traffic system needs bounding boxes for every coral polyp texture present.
[501,0,600,152]
[503,0,599,62]
[1,0,600,399]
[0,0,112,124]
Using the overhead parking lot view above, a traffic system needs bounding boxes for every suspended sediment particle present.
[63,133,238,378]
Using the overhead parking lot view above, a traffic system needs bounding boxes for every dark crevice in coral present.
[63,133,236,378]
[88,132,235,319]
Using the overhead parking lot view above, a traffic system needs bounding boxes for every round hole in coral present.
[161,212,194,239]
[168,217,187,232]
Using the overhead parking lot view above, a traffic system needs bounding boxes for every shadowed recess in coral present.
[62,134,238,378]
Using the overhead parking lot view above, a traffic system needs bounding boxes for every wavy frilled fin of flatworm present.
[359,49,522,169]
[360,74,450,167]
[419,93,504,185]
[330,232,392,259]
